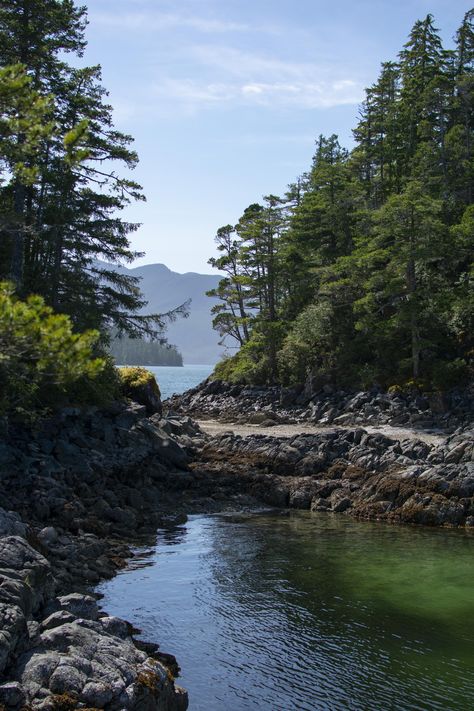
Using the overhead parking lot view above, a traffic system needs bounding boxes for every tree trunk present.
[10,181,26,289]
[407,206,420,379]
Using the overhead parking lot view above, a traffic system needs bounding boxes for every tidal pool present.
[98,511,474,710]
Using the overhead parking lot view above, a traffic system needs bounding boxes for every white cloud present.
[155,79,235,103]
[90,10,251,33]
[153,77,362,111]
[149,46,364,112]
[241,84,264,95]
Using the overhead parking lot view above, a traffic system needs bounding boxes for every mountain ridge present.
[101,261,224,364]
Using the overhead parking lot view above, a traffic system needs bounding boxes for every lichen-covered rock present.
[15,617,187,710]
[0,533,54,676]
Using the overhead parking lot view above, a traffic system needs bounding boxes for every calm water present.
[99,511,474,711]
[144,364,214,400]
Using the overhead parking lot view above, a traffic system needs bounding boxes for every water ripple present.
[99,512,474,711]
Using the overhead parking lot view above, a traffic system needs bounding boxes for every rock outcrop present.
[0,527,187,710]
[186,424,474,527]
[165,379,474,528]
[0,377,472,708]
[0,403,195,710]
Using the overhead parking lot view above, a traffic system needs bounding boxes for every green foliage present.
[0,282,106,416]
[208,11,474,391]
[212,334,272,385]
[430,359,471,391]
[64,355,121,407]
[277,303,335,385]
[0,64,53,184]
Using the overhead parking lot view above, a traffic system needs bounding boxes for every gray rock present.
[445,441,469,464]
[99,615,131,639]
[0,536,53,615]
[16,619,186,710]
[37,527,58,547]
[0,680,26,708]
[41,611,76,631]
[0,603,27,675]
[56,593,100,621]
[0,509,27,538]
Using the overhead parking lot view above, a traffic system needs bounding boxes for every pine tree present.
[0,0,178,338]
[207,225,251,347]
[353,62,401,204]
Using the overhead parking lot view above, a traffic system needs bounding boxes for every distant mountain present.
[103,262,224,365]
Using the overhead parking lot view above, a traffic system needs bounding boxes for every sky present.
[83,0,471,274]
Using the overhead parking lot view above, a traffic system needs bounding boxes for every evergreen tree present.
[0,0,181,338]
[0,63,53,282]
[353,62,401,204]
[207,225,251,347]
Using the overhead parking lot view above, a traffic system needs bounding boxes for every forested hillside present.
[208,12,474,390]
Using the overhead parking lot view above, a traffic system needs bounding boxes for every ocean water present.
[99,511,474,711]
[144,364,214,400]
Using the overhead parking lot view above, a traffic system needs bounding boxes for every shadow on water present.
[99,510,474,711]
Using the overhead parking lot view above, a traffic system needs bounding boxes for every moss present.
[117,366,162,414]
[118,366,161,398]
[50,693,78,711]
[136,669,163,697]
[48,694,101,711]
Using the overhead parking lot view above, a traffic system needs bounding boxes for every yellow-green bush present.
[0,282,106,416]
[212,339,270,384]
[118,366,162,413]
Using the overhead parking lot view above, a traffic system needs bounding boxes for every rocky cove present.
[0,378,473,710]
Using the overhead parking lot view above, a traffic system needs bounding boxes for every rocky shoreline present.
[0,402,199,711]
[168,379,474,528]
[167,378,474,432]
[0,379,472,709]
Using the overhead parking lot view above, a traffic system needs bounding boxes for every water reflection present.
[99,511,474,711]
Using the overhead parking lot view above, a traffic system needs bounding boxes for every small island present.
[109,334,184,367]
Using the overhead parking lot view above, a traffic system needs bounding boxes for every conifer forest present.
[208,12,474,390]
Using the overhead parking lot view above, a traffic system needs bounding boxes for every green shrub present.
[212,336,270,385]
[0,282,106,416]
[430,358,470,391]
[277,302,335,386]
[63,355,121,407]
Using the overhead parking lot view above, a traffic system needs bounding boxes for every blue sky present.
[83,0,471,273]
